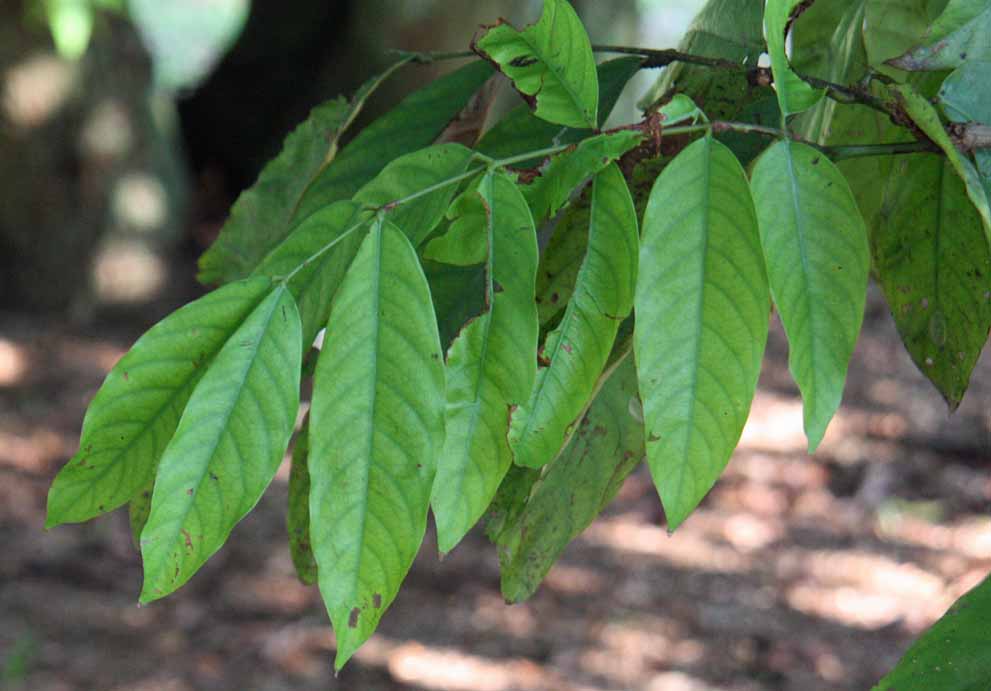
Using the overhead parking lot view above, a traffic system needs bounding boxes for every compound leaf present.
[431,171,539,554]
[751,140,870,451]
[874,154,991,408]
[46,277,274,528]
[472,0,598,129]
[635,137,769,530]
[197,58,411,284]
[500,357,644,603]
[309,220,445,671]
[511,162,638,469]
[140,284,302,602]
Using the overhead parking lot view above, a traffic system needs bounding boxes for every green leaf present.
[874,154,991,408]
[523,130,643,223]
[888,3,991,70]
[864,0,953,68]
[431,171,539,554]
[472,0,598,129]
[308,220,445,670]
[475,56,643,163]
[927,0,989,40]
[499,357,643,603]
[874,572,991,691]
[422,259,486,350]
[422,177,488,266]
[765,0,825,117]
[45,277,273,528]
[535,189,592,326]
[792,0,869,142]
[635,137,769,530]
[253,200,372,348]
[140,284,303,602]
[939,61,991,189]
[750,140,870,451]
[197,58,411,285]
[128,481,153,550]
[353,144,477,247]
[511,163,638,469]
[483,465,541,543]
[889,82,991,241]
[292,60,493,228]
[639,0,765,112]
[287,417,316,586]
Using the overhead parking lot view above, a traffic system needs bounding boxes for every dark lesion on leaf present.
[509,55,538,68]
[348,606,361,628]
[372,593,382,609]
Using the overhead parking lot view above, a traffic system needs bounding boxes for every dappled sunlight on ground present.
[3,287,991,690]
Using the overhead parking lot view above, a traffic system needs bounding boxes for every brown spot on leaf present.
[373,593,382,608]
[348,607,360,628]
[648,432,661,443]
[122,371,129,381]
[181,528,193,551]
[562,343,573,354]
[509,55,538,68]
[186,488,194,496]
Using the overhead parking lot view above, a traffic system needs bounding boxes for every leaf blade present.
[765,0,825,117]
[511,162,638,469]
[750,140,870,451]
[873,154,991,408]
[473,0,598,128]
[431,171,539,553]
[635,137,769,530]
[45,277,273,528]
[140,284,303,602]
[500,357,644,603]
[309,220,445,670]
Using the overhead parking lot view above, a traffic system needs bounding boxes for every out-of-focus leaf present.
[874,572,991,690]
[635,137,768,530]
[140,285,302,602]
[431,171,539,554]
[197,58,411,284]
[472,0,598,128]
[46,277,272,527]
[422,259,486,351]
[874,154,991,408]
[751,141,870,451]
[309,221,445,670]
[499,357,643,603]
[511,163,638,470]
[864,0,954,68]
[422,177,487,266]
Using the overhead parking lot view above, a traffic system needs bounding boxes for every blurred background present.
[2,1,991,689]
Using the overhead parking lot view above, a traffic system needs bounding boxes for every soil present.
[2,282,990,691]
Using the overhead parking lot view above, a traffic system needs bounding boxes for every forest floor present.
[2,280,991,691]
